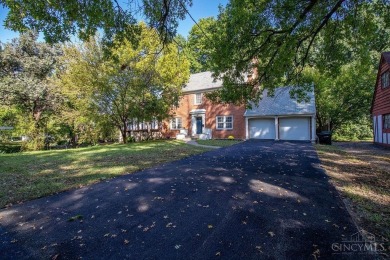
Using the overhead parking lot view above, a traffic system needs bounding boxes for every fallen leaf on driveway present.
[268,231,275,237]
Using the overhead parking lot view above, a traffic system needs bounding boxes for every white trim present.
[191,113,206,136]
[170,117,182,130]
[311,116,316,142]
[194,93,202,105]
[274,117,279,140]
[245,117,249,139]
[189,109,206,115]
[244,113,315,118]
[216,115,233,130]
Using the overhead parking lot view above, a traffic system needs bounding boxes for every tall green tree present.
[187,17,216,73]
[208,0,390,103]
[60,24,190,143]
[304,56,377,132]
[0,31,62,149]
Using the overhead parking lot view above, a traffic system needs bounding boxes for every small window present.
[171,117,182,130]
[216,116,233,130]
[381,71,390,88]
[194,93,202,104]
[383,114,390,129]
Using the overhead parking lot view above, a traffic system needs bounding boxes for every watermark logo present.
[332,230,387,255]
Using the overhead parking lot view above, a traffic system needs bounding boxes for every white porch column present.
[311,116,316,143]
[191,116,196,136]
[245,117,249,139]
[274,116,279,140]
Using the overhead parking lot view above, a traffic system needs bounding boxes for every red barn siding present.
[372,53,390,145]
[372,56,390,117]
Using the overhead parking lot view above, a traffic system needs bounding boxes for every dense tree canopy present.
[1,0,192,44]
[60,23,190,143]
[186,17,216,73]
[303,55,377,132]
[209,0,390,103]
[0,31,63,149]
[0,32,62,124]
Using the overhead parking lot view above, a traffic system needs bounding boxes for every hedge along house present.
[371,52,390,147]
[165,71,316,142]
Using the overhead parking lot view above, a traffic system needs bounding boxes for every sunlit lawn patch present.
[0,140,210,208]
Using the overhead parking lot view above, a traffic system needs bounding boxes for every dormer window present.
[194,93,202,105]
[381,71,389,88]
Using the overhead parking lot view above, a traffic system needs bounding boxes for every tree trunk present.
[121,121,127,144]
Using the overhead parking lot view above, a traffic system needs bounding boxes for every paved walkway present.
[183,139,221,149]
[0,140,370,259]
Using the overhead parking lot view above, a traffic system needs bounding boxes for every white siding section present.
[373,115,389,144]
[373,116,378,142]
[377,115,383,143]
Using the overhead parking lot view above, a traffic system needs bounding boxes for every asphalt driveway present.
[0,141,368,259]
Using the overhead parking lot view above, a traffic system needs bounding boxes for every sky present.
[0,0,228,43]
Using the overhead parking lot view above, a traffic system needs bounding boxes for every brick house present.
[163,72,246,139]
[164,71,316,142]
[371,52,390,147]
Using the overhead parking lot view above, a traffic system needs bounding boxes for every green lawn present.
[0,140,210,208]
[196,139,243,147]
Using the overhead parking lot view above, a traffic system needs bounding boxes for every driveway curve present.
[0,140,369,259]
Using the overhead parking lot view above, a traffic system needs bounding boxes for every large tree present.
[1,0,192,44]
[60,24,190,143]
[186,17,217,73]
[208,0,390,103]
[304,55,377,132]
[0,31,62,148]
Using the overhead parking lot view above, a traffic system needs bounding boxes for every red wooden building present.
[371,52,390,146]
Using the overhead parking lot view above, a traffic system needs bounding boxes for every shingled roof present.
[244,87,316,116]
[182,71,222,93]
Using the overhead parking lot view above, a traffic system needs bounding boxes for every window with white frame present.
[383,114,390,129]
[170,117,182,129]
[216,116,233,130]
[194,93,202,104]
[381,71,390,88]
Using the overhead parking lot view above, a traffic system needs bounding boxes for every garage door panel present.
[279,117,310,140]
[249,119,275,139]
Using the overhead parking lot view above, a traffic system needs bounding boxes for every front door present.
[196,117,203,134]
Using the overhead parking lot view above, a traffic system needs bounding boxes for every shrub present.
[228,135,235,140]
[333,117,373,141]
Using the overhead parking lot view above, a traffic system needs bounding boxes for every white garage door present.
[279,117,310,140]
[249,119,275,139]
